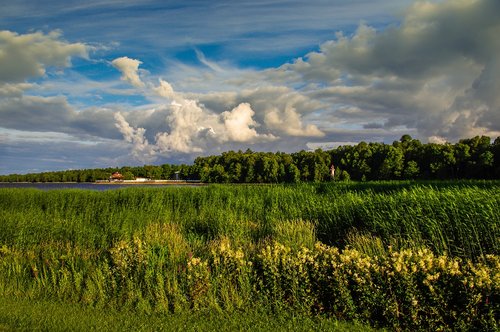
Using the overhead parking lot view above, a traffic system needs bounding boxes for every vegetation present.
[1,135,499,183]
[0,181,499,330]
[0,296,374,332]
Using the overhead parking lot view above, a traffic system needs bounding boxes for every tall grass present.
[0,181,498,258]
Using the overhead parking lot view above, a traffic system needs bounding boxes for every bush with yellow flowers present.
[0,238,498,331]
[253,242,499,331]
[208,237,253,309]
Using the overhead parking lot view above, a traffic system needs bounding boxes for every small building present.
[109,172,124,182]
[134,177,150,182]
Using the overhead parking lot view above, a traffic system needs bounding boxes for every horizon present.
[1,0,499,175]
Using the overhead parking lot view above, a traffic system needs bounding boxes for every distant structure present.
[109,172,124,182]
[330,164,335,180]
[174,171,180,181]
[134,177,150,182]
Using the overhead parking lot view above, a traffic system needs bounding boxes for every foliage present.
[0,240,498,330]
[1,135,499,183]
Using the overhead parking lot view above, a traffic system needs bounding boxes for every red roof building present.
[109,172,124,181]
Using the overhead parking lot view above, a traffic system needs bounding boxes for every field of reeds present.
[0,181,499,330]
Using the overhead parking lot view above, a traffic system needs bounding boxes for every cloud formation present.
[89,0,500,162]
[0,30,118,140]
[269,0,500,141]
[192,86,325,138]
[0,30,87,83]
[114,76,278,162]
[114,112,155,162]
[111,56,145,88]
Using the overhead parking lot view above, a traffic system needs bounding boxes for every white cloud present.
[153,79,176,100]
[114,112,156,162]
[0,83,34,97]
[111,56,145,88]
[264,105,324,137]
[194,85,325,135]
[0,30,88,83]
[154,98,212,154]
[113,79,278,160]
[222,103,274,142]
[428,136,448,145]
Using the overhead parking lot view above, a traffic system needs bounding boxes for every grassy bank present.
[0,181,498,330]
[0,296,376,332]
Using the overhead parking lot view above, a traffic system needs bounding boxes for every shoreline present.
[0,181,205,185]
[96,181,205,185]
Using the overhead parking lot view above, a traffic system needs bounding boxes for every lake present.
[0,183,201,191]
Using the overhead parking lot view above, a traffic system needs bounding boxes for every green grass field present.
[0,296,378,331]
[0,181,498,330]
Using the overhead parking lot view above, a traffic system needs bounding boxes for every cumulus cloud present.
[113,79,278,160]
[114,112,156,162]
[428,136,448,144]
[111,56,145,88]
[154,79,177,100]
[154,97,213,154]
[194,86,324,136]
[0,30,87,83]
[264,105,324,137]
[222,103,263,142]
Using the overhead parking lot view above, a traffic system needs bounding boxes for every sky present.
[1,0,499,174]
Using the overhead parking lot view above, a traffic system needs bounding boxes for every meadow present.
[0,181,498,330]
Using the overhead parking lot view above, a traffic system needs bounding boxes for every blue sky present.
[1,0,499,174]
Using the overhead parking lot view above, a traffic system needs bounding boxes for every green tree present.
[286,164,301,183]
[403,160,420,179]
[123,171,135,180]
[378,146,404,179]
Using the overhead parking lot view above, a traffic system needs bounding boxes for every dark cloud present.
[0,137,128,174]
[273,0,500,141]
[0,95,121,139]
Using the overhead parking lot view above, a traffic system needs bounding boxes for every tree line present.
[1,135,499,183]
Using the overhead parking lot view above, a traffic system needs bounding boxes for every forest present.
[1,135,499,183]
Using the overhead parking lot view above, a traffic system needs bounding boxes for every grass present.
[0,180,498,258]
[0,296,377,332]
[0,180,498,330]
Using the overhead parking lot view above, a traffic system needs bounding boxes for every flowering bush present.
[0,239,498,330]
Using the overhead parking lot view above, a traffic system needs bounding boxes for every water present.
[0,183,201,191]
